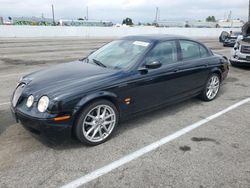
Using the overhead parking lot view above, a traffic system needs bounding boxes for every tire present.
[75,99,119,146]
[230,61,237,67]
[200,73,221,101]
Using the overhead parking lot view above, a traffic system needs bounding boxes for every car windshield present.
[87,40,151,69]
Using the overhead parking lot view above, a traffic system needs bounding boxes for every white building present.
[217,19,244,28]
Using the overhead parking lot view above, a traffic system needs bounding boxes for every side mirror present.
[145,61,162,69]
[234,47,238,50]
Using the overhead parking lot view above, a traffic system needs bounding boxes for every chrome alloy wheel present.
[206,75,220,100]
[82,105,116,143]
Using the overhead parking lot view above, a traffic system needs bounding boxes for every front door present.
[119,40,183,113]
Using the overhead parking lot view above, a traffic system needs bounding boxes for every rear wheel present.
[200,73,221,101]
[75,99,118,145]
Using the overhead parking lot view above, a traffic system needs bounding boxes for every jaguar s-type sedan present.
[11,35,229,145]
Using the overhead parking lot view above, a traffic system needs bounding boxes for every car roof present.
[121,34,191,43]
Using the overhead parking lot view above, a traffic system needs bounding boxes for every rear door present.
[176,40,212,97]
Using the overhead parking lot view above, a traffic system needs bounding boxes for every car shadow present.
[38,97,205,150]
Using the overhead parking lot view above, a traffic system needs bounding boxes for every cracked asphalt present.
[0,37,249,188]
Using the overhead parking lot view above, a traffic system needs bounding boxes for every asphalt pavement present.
[0,37,249,188]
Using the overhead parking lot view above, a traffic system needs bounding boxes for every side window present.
[199,45,209,58]
[145,41,178,65]
[180,40,200,60]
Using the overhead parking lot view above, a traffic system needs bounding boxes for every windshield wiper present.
[79,57,89,62]
[92,59,107,68]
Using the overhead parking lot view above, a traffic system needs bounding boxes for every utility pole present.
[154,7,159,24]
[248,0,250,22]
[86,6,89,20]
[51,4,55,25]
[227,10,232,21]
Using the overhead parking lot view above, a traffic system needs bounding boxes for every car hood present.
[22,61,121,98]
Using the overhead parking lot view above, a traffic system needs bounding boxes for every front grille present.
[12,83,25,107]
[241,45,250,54]
[239,57,247,61]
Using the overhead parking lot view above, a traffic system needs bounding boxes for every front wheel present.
[75,100,118,145]
[200,73,221,101]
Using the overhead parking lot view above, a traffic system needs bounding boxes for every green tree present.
[122,18,133,25]
[206,16,216,22]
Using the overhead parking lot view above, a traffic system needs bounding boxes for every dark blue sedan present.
[11,35,229,145]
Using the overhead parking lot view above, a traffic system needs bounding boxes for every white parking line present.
[61,97,250,188]
[0,102,10,106]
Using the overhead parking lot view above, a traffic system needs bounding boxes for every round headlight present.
[26,95,34,108]
[38,96,49,112]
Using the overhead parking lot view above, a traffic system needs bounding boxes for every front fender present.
[72,91,118,118]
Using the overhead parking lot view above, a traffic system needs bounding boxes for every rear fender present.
[209,67,223,80]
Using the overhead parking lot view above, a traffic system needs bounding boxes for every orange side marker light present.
[124,97,131,104]
[53,115,71,121]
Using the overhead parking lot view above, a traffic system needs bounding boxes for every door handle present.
[144,78,154,82]
[118,83,128,87]
[195,64,208,68]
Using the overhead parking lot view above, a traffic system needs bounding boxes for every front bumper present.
[223,41,235,47]
[230,58,250,66]
[11,107,72,139]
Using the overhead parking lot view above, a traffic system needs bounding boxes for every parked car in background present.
[11,35,229,145]
[219,31,242,47]
[230,22,250,66]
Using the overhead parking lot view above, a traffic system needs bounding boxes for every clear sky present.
[0,0,248,23]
